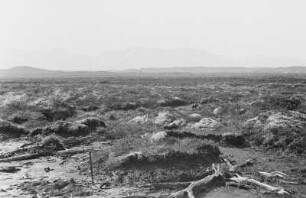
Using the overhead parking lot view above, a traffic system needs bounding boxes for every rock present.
[189,118,222,130]
[150,131,167,142]
[238,108,247,115]
[188,113,202,122]
[157,97,188,107]
[0,119,28,139]
[154,111,175,125]
[244,111,306,153]
[76,117,106,130]
[192,103,199,109]
[44,167,54,172]
[200,97,219,104]
[164,118,186,130]
[129,115,150,125]
[213,107,223,116]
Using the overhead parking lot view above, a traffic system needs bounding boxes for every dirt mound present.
[166,131,248,148]
[76,117,106,130]
[129,115,150,125]
[150,131,167,142]
[31,121,91,138]
[251,95,303,111]
[244,111,306,153]
[94,138,221,184]
[51,121,90,137]
[154,111,175,126]
[19,179,91,198]
[164,118,186,130]
[188,118,222,130]
[157,97,189,107]
[200,97,219,104]
[39,102,76,121]
[0,119,28,139]
[40,135,65,151]
[188,113,202,122]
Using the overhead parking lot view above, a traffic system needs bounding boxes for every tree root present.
[168,164,223,198]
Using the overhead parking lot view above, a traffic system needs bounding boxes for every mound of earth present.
[154,111,175,126]
[129,115,150,125]
[150,131,167,142]
[157,97,189,107]
[244,111,306,153]
[39,102,76,121]
[164,118,186,130]
[0,119,28,140]
[251,95,303,111]
[93,139,221,185]
[76,117,106,130]
[31,121,90,137]
[188,118,222,130]
[188,113,202,122]
[7,111,45,124]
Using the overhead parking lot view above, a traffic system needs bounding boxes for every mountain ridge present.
[1,65,306,79]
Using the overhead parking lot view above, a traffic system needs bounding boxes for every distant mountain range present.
[0,66,113,79]
[2,48,306,71]
[1,65,306,79]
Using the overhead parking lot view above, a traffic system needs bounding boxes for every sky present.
[1,0,306,70]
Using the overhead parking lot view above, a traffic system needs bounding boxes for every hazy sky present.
[1,0,306,70]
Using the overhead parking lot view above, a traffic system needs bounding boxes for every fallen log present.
[230,174,290,195]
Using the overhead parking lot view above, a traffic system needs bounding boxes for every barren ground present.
[0,75,306,198]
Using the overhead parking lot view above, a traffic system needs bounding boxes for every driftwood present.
[224,158,254,172]
[258,171,289,179]
[167,159,293,198]
[168,164,223,198]
[230,174,289,195]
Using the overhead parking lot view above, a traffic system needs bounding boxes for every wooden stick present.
[89,151,94,184]
[230,174,289,195]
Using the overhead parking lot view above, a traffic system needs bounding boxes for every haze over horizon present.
[1,0,306,71]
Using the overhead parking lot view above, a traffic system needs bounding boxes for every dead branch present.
[0,153,44,162]
[168,164,223,198]
[258,171,289,179]
[230,174,290,195]
[224,158,254,172]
